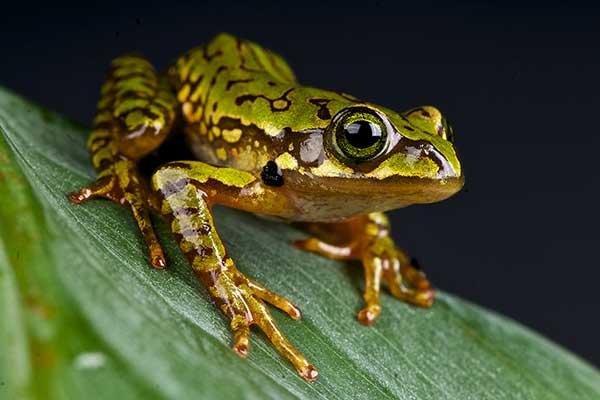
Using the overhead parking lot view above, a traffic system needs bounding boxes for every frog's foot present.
[68,160,166,269]
[294,213,435,325]
[358,252,435,325]
[152,162,317,381]
[206,265,317,380]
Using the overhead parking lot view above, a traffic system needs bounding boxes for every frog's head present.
[281,103,464,220]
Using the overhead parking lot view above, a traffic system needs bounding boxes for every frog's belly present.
[277,190,411,222]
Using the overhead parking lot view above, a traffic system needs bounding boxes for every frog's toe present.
[388,284,436,308]
[68,176,117,204]
[357,304,382,326]
[245,277,302,320]
[218,274,316,380]
[248,295,317,381]
[384,256,436,308]
[292,238,354,260]
[231,315,251,357]
[202,262,315,380]
[299,364,319,382]
[401,258,434,291]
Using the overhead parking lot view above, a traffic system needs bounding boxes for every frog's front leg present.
[294,213,434,325]
[69,55,177,268]
[152,161,318,381]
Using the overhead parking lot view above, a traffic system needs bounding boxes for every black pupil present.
[343,120,382,148]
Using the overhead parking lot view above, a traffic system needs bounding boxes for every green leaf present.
[0,86,598,400]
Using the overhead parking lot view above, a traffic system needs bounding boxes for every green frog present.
[69,33,464,381]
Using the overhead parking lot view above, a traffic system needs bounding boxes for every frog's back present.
[169,34,300,169]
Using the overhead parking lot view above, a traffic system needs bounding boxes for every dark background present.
[2,1,599,367]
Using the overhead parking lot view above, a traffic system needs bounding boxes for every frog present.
[69,33,464,381]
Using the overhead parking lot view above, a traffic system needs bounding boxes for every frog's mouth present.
[321,174,464,206]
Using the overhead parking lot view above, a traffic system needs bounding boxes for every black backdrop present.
[2,1,599,367]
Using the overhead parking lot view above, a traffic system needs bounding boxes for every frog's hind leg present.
[294,212,435,325]
[69,55,178,269]
[151,161,317,381]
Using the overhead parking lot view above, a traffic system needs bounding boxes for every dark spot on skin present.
[236,94,256,106]
[275,127,292,140]
[200,224,211,234]
[90,137,110,147]
[184,245,214,260]
[226,78,253,90]
[267,81,277,86]
[209,66,228,86]
[197,245,214,257]
[213,102,218,112]
[186,74,204,87]
[204,49,223,62]
[94,121,113,130]
[403,125,415,131]
[120,106,162,123]
[180,226,213,241]
[308,98,332,120]
[420,109,431,118]
[173,207,197,218]
[180,228,200,238]
[159,178,188,197]
[216,116,267,141]
[235,88,294,112]
[183,249,196,262]
[261,160,284,187]
[98,159,113,170]
[410,257,422,270]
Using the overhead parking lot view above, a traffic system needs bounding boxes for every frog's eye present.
[331,108,389,162]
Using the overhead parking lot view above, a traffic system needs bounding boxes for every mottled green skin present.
[169,33,463,221]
